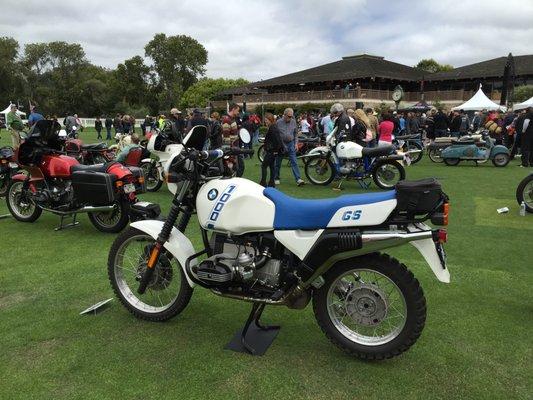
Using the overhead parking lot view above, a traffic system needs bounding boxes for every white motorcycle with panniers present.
[108,126,451,359]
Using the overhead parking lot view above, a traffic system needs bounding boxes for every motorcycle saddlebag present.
[71,171,117,206]
[395,178,446,215]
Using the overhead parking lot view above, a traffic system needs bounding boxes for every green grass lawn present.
[0,128,532,400]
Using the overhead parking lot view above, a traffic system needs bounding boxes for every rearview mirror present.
[239,128,251,144]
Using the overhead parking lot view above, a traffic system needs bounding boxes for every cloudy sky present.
[1,0,532,82]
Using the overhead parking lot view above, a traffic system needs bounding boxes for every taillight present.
[443,203,449,226]
[115,180,123,188]
[437,229,447,243]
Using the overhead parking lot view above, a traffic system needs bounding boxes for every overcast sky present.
[1,0,532,82]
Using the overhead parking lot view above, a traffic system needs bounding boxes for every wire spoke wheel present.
[428,148,444,163]
[326,269,407,346]
[305,158,334,185]
[113,233,181,313]
[7,181,41,220]
[373,161,403,189]
[140,162,162,191]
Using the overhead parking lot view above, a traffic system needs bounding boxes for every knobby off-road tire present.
[108,227,193,321]
[313,253,426,360]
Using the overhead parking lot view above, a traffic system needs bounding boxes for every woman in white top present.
[300,114,311,134]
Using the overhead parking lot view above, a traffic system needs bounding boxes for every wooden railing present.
[223,88,501,104]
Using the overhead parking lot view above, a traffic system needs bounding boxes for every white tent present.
[452,87,506,112]
[513,96,533,111]
[1,104,26,118]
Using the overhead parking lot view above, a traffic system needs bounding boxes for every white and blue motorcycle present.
[108,126,451,359]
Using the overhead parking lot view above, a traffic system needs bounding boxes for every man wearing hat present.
[6,104,24,149]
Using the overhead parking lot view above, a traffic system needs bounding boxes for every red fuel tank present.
[40,155,79,178]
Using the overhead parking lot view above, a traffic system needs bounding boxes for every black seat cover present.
[70,163,108,174]
[81,142,107,150]
[362,145,394,157]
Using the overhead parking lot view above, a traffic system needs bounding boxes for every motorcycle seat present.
[264,188,396,230]
[395,134,419,140]
[70,163,108,174]
[451,138,476,145]
[361,145,394,157]
[82,142,107,150]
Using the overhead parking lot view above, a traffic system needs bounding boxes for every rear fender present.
[130,220,197,287]
[410,238,450,283]
[305,146,337,163]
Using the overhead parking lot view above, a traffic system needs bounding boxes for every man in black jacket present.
[449,110,462,138]
[520,108,533,167]
[104,116,113,140]
[433,109,449,137]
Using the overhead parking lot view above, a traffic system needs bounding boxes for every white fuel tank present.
[196,178,275,234]
[336,140,363,159]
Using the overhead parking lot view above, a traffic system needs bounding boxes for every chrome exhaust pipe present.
[42,205,116,215]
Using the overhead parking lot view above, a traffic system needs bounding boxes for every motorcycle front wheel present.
[140,161,163,192]
[257,145,266,163]
[6,180,42,222]
[88,200,129,233]
[304,158,335,185]
[108,227,193,321]
[492,153,510,167]
[372,160,405,189]
[313,253,426,360]
[516,174,533,213]
[0,172,10,197]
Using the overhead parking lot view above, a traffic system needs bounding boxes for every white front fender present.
[130,220,197,287]
[410,238,450,283]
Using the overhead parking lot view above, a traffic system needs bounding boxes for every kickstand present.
[0,214,11,220]
[225,302,280,356]
[55,213,80,231]
[333,177,345,191]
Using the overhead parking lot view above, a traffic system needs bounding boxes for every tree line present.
[0,34,247,118]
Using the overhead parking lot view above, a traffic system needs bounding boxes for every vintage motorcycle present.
[516,173,533,213]
[393,133,424,164]
[108,126,451,359]
[440,130,510,167]
[304,129,407,189]
[257,133,321,163]
[61,130,115,165]
[0,145,19,197]
[6,120,157,232]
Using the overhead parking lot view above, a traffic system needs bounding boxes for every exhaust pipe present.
[42,205,116,215]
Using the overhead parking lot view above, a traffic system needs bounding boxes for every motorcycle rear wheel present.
[492,153,510,167]
[140,161,163,192]
[305,158,335,185]
[407,142,423,164]
[428,148,444,163]
[88,200,129,233]
[372,160,405,189]
[443,158,460,166]
[108,227,193,321]
[257,145,266,163]
[6,181,42,222]
[312,253,426,360]
[516,174,533,213]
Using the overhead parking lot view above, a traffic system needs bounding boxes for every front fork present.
[137,181,191,294]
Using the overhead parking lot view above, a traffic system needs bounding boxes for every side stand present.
[225,302,280,356]
[0,214,11,220]
[55,213,79,231]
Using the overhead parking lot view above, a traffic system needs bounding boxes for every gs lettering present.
[342,210,362,221]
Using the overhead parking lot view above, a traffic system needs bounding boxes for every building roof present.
[253,54,425,87]
[426,55,533,81]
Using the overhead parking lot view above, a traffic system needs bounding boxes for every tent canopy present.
[1,104,26,117]
[513,96,533,111]
[452,88,506,112]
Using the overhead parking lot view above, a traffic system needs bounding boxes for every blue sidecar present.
[440,131,510,167]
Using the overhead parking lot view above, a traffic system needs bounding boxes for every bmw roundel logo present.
[207,189,218,201]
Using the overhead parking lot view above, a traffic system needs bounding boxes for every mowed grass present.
[0,128,532,400]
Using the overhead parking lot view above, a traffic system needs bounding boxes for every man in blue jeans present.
[274,108,305,186]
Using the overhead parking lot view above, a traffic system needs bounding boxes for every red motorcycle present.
[6,120,159,232]
[63,135,115,165]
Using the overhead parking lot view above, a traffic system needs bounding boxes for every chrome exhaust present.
[41,205,116,215]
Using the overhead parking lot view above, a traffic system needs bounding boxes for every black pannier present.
[72,171,117,206]
[395,178,446,215]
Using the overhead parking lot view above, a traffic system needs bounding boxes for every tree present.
[113,56,152,106]
[415,59,453,73]
[0,37,23,107]
[145,33,208,109]
[180,78,249,108]
[513,85,533,103]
